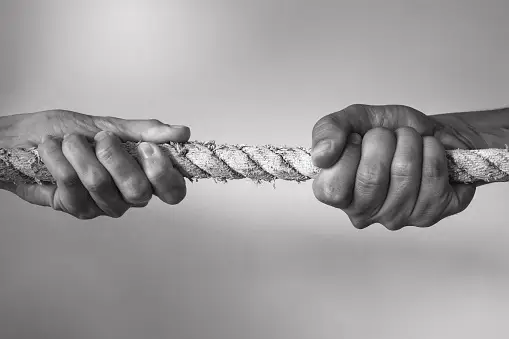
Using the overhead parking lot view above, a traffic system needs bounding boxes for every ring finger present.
[346,127,396,225]
[62,133,130,217]
[375,127,423,230]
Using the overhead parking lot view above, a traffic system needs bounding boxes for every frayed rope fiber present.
[0,141,509,185]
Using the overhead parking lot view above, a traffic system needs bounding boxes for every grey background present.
[1,0,509,338]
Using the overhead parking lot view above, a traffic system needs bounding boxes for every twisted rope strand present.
[0,141,508,185]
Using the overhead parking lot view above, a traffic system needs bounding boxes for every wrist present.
[0,115,14,148]
[433,108,509,149]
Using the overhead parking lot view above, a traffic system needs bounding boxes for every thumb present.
[92,116,191,143]
[311,104,371,168]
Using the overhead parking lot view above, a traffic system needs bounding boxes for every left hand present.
[0,109,190,220]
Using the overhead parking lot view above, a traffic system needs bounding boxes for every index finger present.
[311,104,372,168]
[93,116,191,143]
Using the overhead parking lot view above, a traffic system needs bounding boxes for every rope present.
[0,140,509,185]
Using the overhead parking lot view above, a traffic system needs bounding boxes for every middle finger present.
[346,127,396,222]
[94,131,153,205]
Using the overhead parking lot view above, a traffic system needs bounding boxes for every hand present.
[311,104,484,230]
[0,109,190,220]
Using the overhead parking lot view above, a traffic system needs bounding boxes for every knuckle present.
[75,213,88,220]
[83,169,111,193]
[61,135,91,161]
[108,208,128,218]
[146,166,166,183]
[392,104,414,113]
[391,158,413,178]
[71,206,98,220]
[422,137,446,179]
[51,109,71,115]
[350,217,371,229]
[76,212,97,220]
[365,126,392,138]
[412,203,438,228]
[351,199,382,220]
[39,137,61,155]
[61,134,85,153]
[63,133,82,144]
[382,220,405,231]
[312,114,336,137]
[94,117,117,131]
[422,156,446,178]
[343,104,369,120]
[48,109,72,120]
[413,218,437,228]
[313,180,351,209]
[149,118,163,125]
[395,126,419,138]
[58,169,81,187]
[76,213,92,220]
[322,186,347,207]
[131,201,150,208]
[143,157,167,181]
[345,103,367,112]
[356,162,386,190]
[96,144,116,163]
[362,127,395,153]
[100,203,129,218]
[109,213,123,219]
[125,193,152,205]
[410,201,443,228]
[362,104,386,126]
[399,104,415,111]
[392,129,422,179]
[122,178,152,204]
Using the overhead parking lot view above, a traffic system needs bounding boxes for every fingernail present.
[163,184,185,205]
[313,140,331,155]
[94,131,112,142]
[172,125,188,129]
[139,142,155,158]
[348,133,362,145]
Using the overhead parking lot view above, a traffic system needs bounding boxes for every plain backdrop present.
[1,0,509,338]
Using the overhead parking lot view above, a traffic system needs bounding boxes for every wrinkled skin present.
[311,104,486,230]
[0,109,190,220]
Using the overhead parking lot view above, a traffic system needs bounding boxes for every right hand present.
[0,109,191,220]
[311,104,485,230]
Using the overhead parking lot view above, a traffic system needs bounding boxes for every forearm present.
[434,107,509,149]
[0,114,19,148]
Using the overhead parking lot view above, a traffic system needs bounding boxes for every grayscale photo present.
[0,1,507,338]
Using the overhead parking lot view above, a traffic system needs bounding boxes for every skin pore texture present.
[310,104,509,230]
[0,105,507,228]
[433,107,509,149]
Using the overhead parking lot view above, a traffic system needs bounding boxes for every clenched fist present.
[311,104,485,230]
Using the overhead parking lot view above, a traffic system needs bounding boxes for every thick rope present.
[0,141,508,185]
